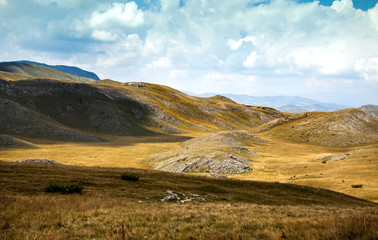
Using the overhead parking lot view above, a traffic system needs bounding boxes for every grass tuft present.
[351,184,363,188]
[121,172,139,181]
[45,181,83,194]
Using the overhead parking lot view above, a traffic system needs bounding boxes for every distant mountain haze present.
[189,92,352,113]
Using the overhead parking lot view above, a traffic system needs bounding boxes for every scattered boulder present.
[15,159,64,165]
[160,191,206,203]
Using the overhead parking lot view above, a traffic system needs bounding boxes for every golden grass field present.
[1,131,377,203]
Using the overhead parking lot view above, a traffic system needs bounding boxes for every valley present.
[1,131,377,202]
[0,64,377,239]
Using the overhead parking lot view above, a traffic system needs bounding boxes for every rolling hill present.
[0,62,95,83]
[254,109,378,146]
[0,72,287,142]
[15,60,100,80]
[192,92,351,113]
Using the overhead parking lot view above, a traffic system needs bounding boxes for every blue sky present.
[0,0,377,106]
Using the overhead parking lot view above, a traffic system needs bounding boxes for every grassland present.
[0,161,377,239]
[1,132,377,203]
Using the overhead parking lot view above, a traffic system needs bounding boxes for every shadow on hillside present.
[0,79,176,142]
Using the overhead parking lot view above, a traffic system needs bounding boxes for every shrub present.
[45,181,83,194]
[121,173,139,181]
[351,184,363,188]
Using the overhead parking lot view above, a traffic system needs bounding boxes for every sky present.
[0,0,377,106]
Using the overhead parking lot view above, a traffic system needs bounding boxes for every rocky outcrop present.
[147,131,263,175]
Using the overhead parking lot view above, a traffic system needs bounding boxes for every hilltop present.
[15,60,100,80]
[0,62,95,83]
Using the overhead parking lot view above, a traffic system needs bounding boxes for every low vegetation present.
[0,161,376,239]
[121,172,139,181]
[45,181,83,194]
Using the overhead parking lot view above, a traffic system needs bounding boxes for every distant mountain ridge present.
[190,92,351,113]
[15,60,100,80]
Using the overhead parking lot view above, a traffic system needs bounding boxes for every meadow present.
[1,132,377,202]
[0,161,377,240]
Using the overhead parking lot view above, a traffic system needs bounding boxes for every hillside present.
[0,62,95,83]
[254,109,378,146]
[0,135,38,149]
[360,104,378,115]
[147,130,265,175]
[193,93,350,113]
[16,60,100,80]
[0,75,287,141]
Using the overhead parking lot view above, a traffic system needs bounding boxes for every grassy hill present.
[16,60,100,80]
[0,161,376,239]
[0,62,95,83]
[253,109,378,146]
[0,75,287,141]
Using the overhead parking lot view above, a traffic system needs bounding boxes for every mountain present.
[190,92,351,113]
[15,60,100,80]
[253,108,378,146]
[0,72,287,142]
[360,104,378,115]
[0,61,95,83]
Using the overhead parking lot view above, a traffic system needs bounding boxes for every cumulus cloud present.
[90,2,145,30]
[0,0,377,105]
[91,30,118,42]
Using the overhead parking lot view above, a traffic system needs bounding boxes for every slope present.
[0,76,287,141]
[0,97,103,142]
[16,60,100,80]
[254,109,378,146]
[0,62,95,83]
[146,130,266,175]
[360,104,378,115]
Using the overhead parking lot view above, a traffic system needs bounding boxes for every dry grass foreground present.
[0,161,377,240]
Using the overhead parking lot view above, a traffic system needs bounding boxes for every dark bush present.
[351,184,363,188]
[45,181,83,194]
[121,173,139,181]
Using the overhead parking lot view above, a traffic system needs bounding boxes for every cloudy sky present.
[0,0,377,106]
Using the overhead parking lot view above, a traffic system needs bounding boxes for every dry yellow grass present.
[1,131,377,202]
[1,194,377,240]
[0,135,193,168]
[232,134,378,202]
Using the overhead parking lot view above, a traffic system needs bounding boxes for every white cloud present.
[355,58,378,82]
[331,0,354,13]
[0,0,7,6]
[243,51,258,68]
[1,0,378,105]
[90,2,145,30]
[91,30,118,42]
